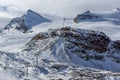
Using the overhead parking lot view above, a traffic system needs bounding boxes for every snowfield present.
[0,9,120,80]
[1,20,120,52]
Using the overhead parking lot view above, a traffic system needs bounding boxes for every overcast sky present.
[0,0,120,28]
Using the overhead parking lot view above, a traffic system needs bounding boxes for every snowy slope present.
[0,9,120,80]
[2,9,51,33]
[0,19,120,52]
[74,8,120,26]
[101,8,120,20]
[24,9,51,29]
[0,70,18,80]
[23,27,120,72]
[74,10,107,23]
[0,27,119,80]
[0,44,120,80]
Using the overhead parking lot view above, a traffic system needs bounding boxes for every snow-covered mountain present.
[102,8,120,19]
[0,27,120,80]
[101,8,120,25]
[74,8,120,24]
[0,8,120,80]
[74,10,106,23]
[23,27,120,72]
[2,9,51,33]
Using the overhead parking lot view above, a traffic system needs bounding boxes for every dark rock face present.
[27,27,111,53]
[32,33,48,40]
[74,10,106,23]
[74,10,100,23]
[23,27,120,72]
[56,27,110,53]
[70,69,120,80]
[4,17,28,33]
[86,31,110,53]
[22,27,120,73]
[112,40,120,50]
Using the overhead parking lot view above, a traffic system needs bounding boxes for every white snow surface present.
[0,69,18,80]
[0,9,120,80]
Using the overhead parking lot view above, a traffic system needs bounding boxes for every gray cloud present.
[0,0,120,28]
[18,0,120,17]
[1,0,120,17]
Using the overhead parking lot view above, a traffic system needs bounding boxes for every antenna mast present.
[62,18,66,27]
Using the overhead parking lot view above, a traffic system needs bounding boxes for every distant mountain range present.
[74,8,120,23]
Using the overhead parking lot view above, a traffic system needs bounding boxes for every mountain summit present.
[23,27,120,72]
[3,9,51,33]
[74,10,106,23]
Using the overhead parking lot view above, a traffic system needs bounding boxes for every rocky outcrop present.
[27,27,111,53]
[112,40,120,50]
[4,16,27,32]
[22,27,120,72]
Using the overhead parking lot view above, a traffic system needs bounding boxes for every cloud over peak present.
[0,0,120,17]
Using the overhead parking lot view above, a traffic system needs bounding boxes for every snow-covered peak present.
[112,8,120,12]
[27,9,35,13]
[3,9,51,33]
[74,10,106,23]
[82,10,91,15]
[74,9,120,23]
[78,10,96,17]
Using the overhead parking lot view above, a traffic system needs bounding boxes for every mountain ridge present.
[23,27,120,72]
[74,9,120,23]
